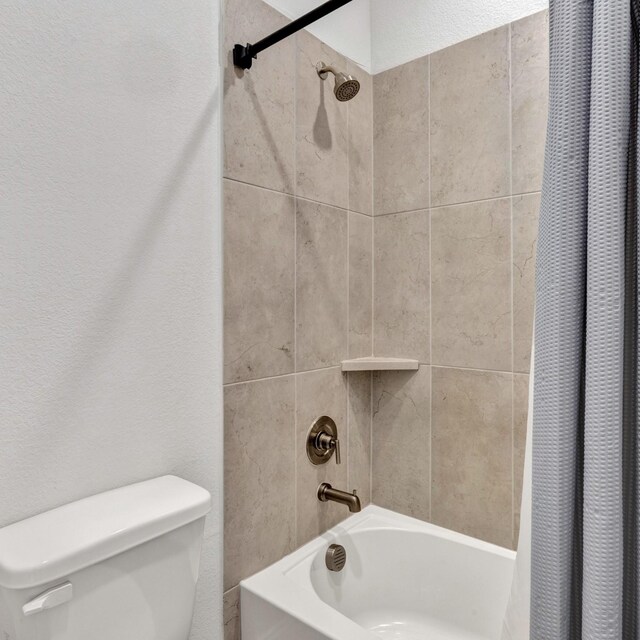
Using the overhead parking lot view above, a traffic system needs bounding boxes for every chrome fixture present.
[325,544,347,572]
[318,483,361,513]
[233,0,355,70]
[307,416,341,465]
[316,62,360,102]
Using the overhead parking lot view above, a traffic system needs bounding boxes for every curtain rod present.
[233,0,354,70]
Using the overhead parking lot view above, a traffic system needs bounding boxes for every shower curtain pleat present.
[531,1,639,639]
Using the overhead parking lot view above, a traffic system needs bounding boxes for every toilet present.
[0,475,211,640]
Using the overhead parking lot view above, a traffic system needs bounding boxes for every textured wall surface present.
[372,10,548,549]
[223,0,373,637]
[369,0,549,73]
[260,0,371,70]
[262,0,549,74]
[0,2,223,638]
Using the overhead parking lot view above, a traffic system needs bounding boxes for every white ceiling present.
[261,0,548,74]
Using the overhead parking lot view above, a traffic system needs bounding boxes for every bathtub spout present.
[317,483,361,513]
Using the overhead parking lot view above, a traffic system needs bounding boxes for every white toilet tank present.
[0,476,211,640]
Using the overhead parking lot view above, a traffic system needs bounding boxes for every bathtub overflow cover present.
[325,544,347,572]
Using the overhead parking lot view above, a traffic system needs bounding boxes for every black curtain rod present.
[233,0,354,70]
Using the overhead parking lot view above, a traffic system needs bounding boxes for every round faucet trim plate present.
[306,416,339,465]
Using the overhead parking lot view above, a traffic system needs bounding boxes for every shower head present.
[316,62,360,102]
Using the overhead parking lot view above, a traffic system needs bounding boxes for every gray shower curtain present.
[531,1,639,638]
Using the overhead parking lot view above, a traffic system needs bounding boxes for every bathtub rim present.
[240,505,516,640]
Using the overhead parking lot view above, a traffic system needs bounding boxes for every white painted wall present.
[260,0,372,69]
[0,1,222,638]
[262,0,548,73]
[369,0,549,73]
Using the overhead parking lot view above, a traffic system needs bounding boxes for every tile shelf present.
[340,357,420,372]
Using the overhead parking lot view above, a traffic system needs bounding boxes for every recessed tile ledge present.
[341,357,420,372]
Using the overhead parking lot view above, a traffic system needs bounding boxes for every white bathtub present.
[241,505,515,640]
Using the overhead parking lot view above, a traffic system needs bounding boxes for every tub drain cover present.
[325,544,346,572]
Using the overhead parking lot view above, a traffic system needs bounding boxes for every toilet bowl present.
[0,475,211,640]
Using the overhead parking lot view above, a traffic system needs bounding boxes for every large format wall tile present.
[373,56,429,215]
[374,210,430,362]
[224,180,295,383]
[431,367,513,547]
[513,193,539,373]
[513,373,529,545]
[431,27,510,206]
[224,376,296,590]
[431,199,511,371]
[347,371,372,505]
[296,199,348,371]
[223,587,240,640]
[349,62,374,216]
[296,368,349,546]
[511,10,549,195]
[349,212,373,358]
[223,0,295,193]
[297,31,349,209]
[372,367,431,520]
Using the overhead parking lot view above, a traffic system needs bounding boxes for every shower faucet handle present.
[307,416,341,465]
[316,431,341,465]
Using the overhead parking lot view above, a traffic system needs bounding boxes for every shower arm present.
[233,0,354,70]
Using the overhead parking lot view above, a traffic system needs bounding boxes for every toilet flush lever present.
[23,582,73,617]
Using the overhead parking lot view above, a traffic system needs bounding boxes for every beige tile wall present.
[223,0,373,636]
[372,11,548,549]
[224,3,547,635]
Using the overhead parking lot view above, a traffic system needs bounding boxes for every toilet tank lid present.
[0,476,211,590]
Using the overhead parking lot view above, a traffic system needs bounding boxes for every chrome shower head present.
[316,62,360,102]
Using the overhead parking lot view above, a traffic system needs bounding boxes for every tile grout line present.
[508,21,516,548]
[429,363,522,375]
[346,75,351,493]
[374,190,542,217]
[222,174,540,219]
[293,30,299,549]
[223,361,528,389]
[222,176,374,218]
[370,72,376,505]
[427,54,433,522]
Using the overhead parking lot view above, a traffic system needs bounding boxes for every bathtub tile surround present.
[348,213,374,359]
[373,210,430,362]
[347,372,373,505]
[223,0,295,194]
[295,368,350,545]
[223,181,295,383]
[372,367,431,521]
[430,27,510,207]
[348,62,374,216]
[513,193,541,373]
[511,10,550,196]
[224,376,296,590]
[431,199,512,371]
[224,2,546,634]
[296,31,349,209]
[372,10,547,550]
[373,56,430,216]
[513,373,530,539]
[296,200,348,371]
[223,587,241,640]
[223,0,374,635]
[431,368,513,547]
